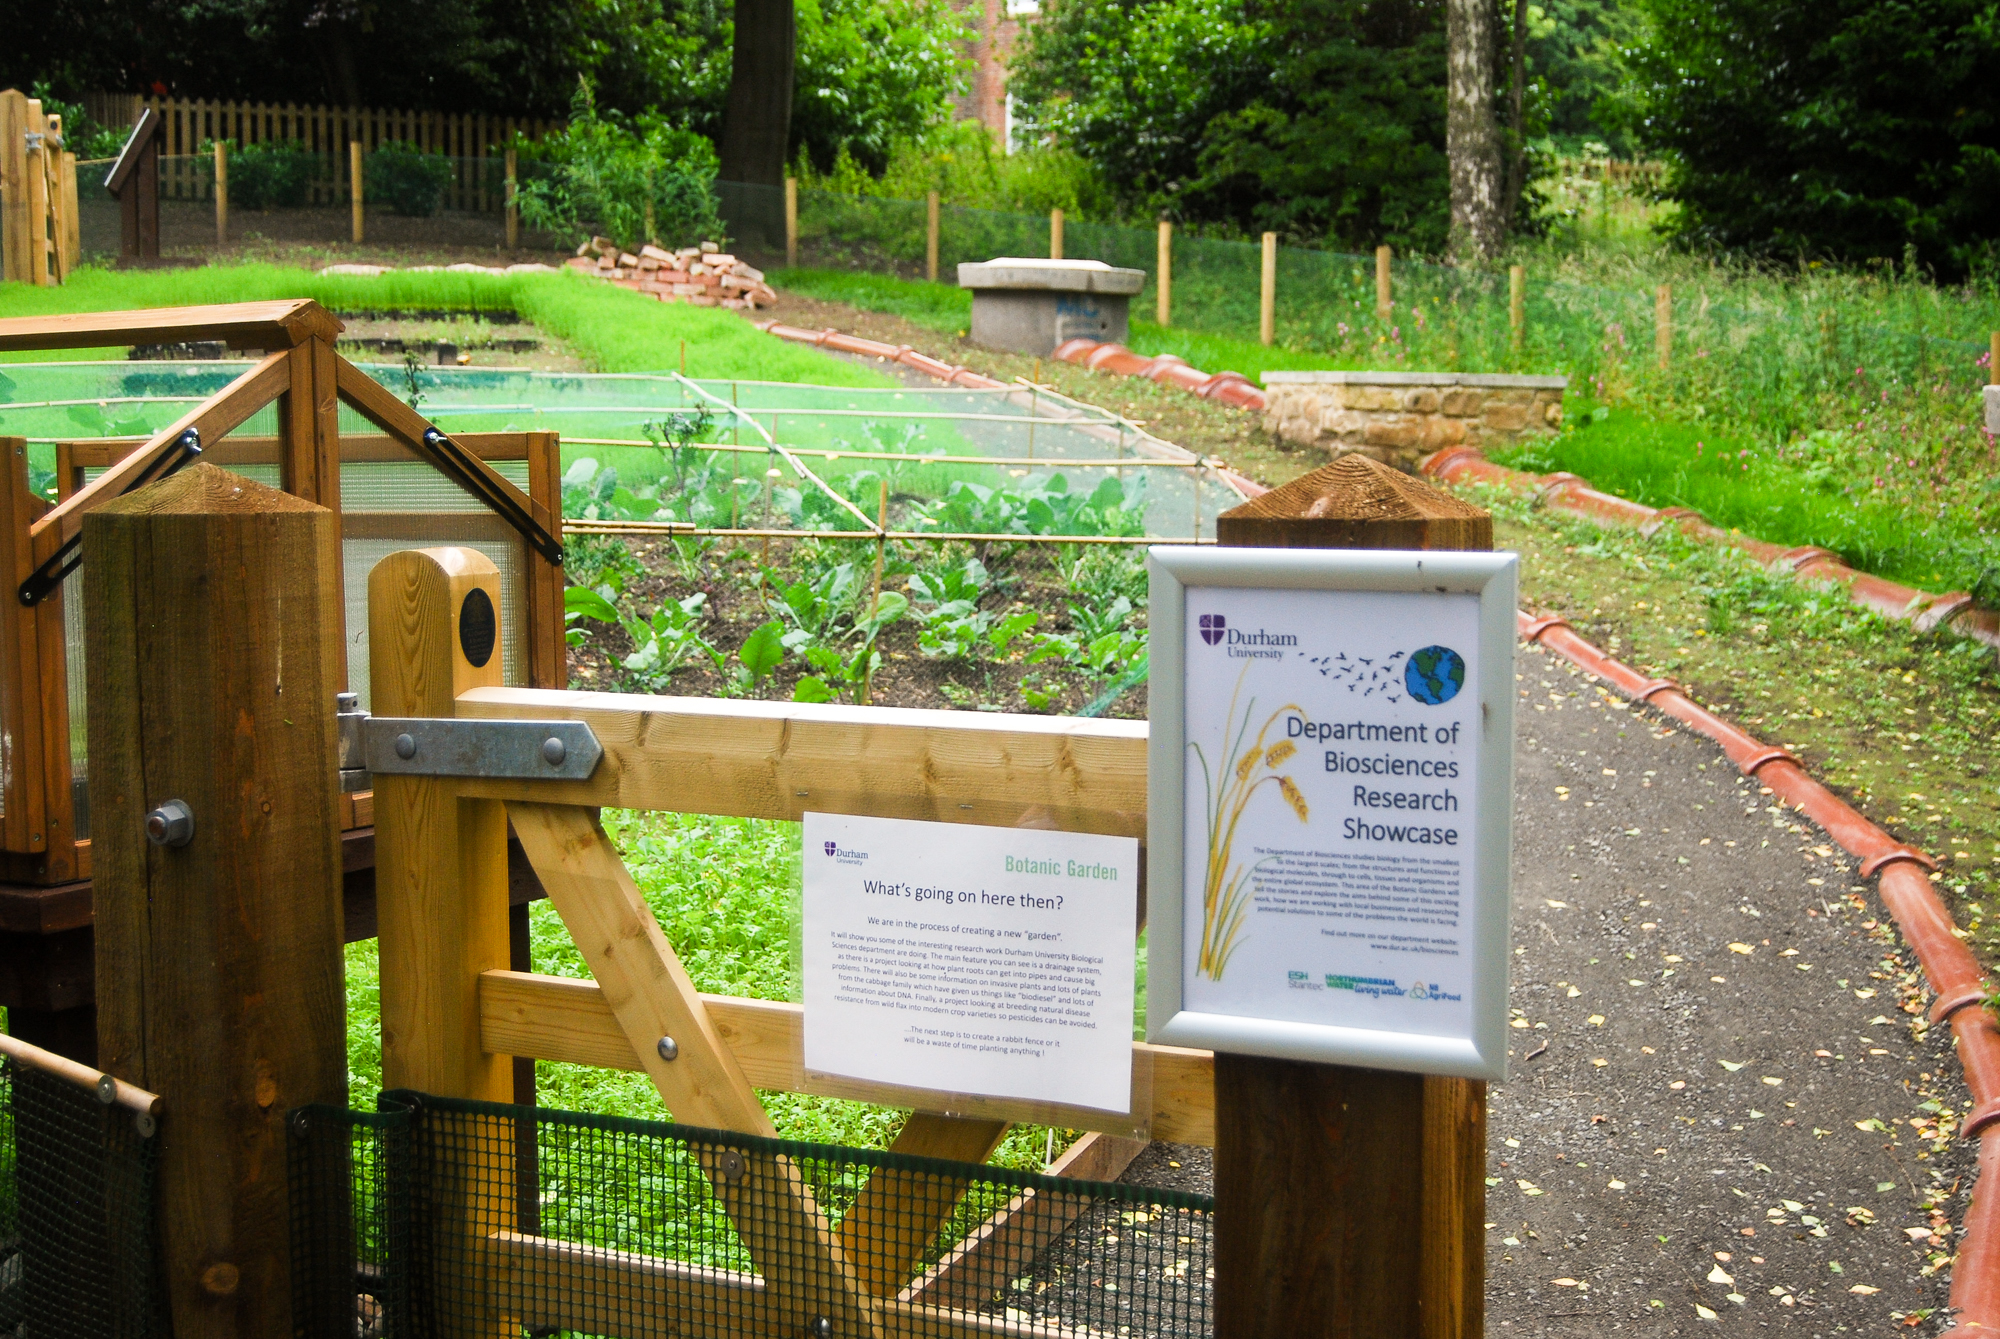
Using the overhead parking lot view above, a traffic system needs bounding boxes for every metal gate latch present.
[336,693,602,790]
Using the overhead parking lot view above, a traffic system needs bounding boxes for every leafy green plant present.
[368,142,454,218]
[227,140,317,210]
[563,581,720,686]
[514,79,723,253]
[621,595,722,686]
[733,620,788,692]
[911,473,1148,539]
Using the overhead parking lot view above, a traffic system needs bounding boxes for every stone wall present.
[1262,371,1567,470]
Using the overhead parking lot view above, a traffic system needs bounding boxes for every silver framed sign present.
[1146,546,1517,1080]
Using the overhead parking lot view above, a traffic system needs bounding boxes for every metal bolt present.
[542,736,567,766]
[807,1316,832,1338]
[394,733,417,760]
[716,1149,746,1183]
[96,1075,117,1105]
[337,691,359,713]
[134,1111,157,1139]
[656,1035,679,1062]
[144,800,194,848]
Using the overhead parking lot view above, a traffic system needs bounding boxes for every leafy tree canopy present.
[1620,0,2000,275]
[1010,0,1452,251]
[0,0,965,175]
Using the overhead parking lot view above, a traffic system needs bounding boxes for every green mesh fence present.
[0,1057,161,1339]
[292,1091,1212,1338]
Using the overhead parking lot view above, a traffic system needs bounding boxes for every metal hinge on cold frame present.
[336,693,602,793]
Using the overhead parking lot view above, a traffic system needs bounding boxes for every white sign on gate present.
[802,813,1139,1113]
[1145,547,1517,1079]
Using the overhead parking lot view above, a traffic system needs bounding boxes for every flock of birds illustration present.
[1305,648,1407,701]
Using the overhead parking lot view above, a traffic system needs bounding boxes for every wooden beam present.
[839,1114,1012,1297]
[1212,454,1489,1339]
[476,970,1216,1144]
[59,431,541,468]
[452,689,1148,836]
[0,299,343,355]
[507,803,773,1134]
[86,463,346,1338]
[903,1132,1147,1310]
[29,351,292,554]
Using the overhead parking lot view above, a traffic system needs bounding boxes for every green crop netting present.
[0,1058,161,1339]
[291,1091,1212,1339]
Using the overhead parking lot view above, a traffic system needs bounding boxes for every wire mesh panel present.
[292,1091,1212,1339]
[0,1059,161,1339]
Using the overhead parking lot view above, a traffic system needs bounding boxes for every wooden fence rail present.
[82,92,554,212]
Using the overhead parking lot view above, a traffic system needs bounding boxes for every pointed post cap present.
[1216,454,1491,551]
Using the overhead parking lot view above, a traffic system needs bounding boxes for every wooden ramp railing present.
[368,546,1212,1336]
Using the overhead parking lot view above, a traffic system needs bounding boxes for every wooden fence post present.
[505,147,519,249]
[1259,231,1277,346]
[1213,456,1490,1339]
[784,176,798,269]
[0,91,26,283]
[1509,264,1525,356]
[1990,331,1999,386]
[1050,207,1065,261]
[58,150,79,278]
[926,190,940,283]
[1655,284,1671,371]
[86,463,346,1339]
[1376,244,1393,323]
[350,141,364,244]
[24,98,51,285]
[214,140,229,249]
[1157,218,1173,326]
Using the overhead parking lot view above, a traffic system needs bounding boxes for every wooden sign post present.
[106,108,164,263]
[86,463,347,1338]
[1210,454,1493,1339]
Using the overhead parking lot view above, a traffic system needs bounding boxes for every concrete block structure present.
[959,258,1146,356]
[1261,370,1568,470]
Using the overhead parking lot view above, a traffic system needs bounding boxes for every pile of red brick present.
[563,237,777,310]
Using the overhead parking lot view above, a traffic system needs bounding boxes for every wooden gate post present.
[86,462,347,1338]
[1212,454,1492,1339]
[370,547,513,1101]
[106,108,164,263]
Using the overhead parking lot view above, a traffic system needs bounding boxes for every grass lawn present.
[0,263,891,386]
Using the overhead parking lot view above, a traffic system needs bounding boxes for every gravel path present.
[1120,637,1974,1335]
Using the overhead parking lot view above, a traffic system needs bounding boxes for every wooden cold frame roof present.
[0,299,344,353]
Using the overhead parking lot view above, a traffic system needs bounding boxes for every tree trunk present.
[1446,0,1503,262]
[720,0,797,189]
[1501,0,1528,229]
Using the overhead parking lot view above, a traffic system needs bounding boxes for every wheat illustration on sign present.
[1191,665,1309,981]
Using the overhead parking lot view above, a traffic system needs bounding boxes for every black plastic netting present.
[0,1057,162,1339]
[292,1091,1212,1338]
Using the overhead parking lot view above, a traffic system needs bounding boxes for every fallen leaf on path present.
[1729,943,1755,954]
[1588,1015,1605,1026]
[1708,1266,1734,1284]
[1718,1060,1745,1072]
[1551,1278,1580,1287]
[1855,989,1877,999]
[1608,1179,1626,1189]
[1591,1058,1608,1067]
[1761,1076,1783,1086]
[1849,1285,1881,1295]
[1695,1304,1719,1320]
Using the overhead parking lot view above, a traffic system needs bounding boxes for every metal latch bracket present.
[336,693,602,788]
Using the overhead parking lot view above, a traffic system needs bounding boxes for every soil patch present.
[332,312,588,372]
[566,535,1148,720]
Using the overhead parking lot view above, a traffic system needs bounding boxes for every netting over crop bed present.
[0,1057,161,1339]
[292,1092,1212,1339]
[0,362,1243,542]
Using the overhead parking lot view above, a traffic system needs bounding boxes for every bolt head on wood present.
[144,799,194,847]
[656,1035,678,1062]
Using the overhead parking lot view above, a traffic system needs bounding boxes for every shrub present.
[368,142,454,217]
[515,80,723,253]
[228,140,317,210]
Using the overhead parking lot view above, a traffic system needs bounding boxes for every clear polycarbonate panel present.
[341,527,528,711]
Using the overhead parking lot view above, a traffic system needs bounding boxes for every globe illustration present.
[1404,645,1465,705]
